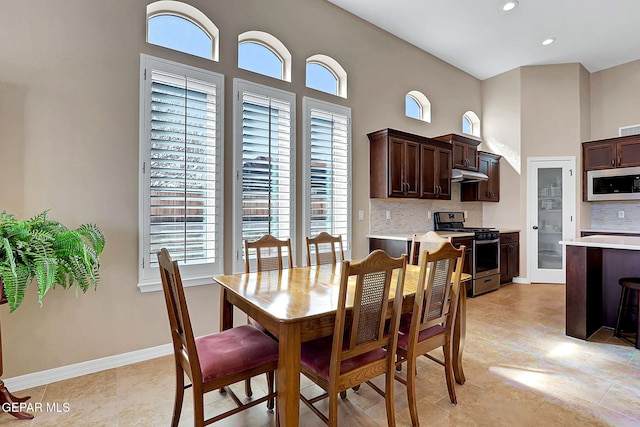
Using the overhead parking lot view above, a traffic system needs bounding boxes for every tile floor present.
[1,283,639,426]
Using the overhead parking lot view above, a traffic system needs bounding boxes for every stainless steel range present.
[434,212,500,296]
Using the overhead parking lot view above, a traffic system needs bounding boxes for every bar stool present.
[614,277,640,348]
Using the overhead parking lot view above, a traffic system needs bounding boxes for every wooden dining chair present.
[409,231,448,266]
[244,234,293,273]
[242,234,292,397]
[395,241,465,427]
[299,249,407,427]
[306,232,345,266]
[157,248,279,426]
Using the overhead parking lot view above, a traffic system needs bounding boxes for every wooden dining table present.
[214,263,470,427]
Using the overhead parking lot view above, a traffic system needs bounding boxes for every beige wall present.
[0,0,481,377]
[481,68,522,230]
[590,59,640,140]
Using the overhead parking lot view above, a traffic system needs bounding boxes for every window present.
[238,31,292,82]
[233,79,296,272]
[146,1,219,61]
[303,98,351,258]
[462,110,481,137]
[138,55,224,291]
[405,90,431,122]
[305,54,347,98]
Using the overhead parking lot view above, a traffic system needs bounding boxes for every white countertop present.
[367,229,520,241]
[560,235,640,250]
[581,229,640,235]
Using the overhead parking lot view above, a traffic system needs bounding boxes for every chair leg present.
[443,343,458,405]
[267,371,275,410]
[385,372,397,427]
[193,385,205,427]
[406,359,419,427]
[171,367,185,427]
[615,286,628,337]
[245,378,253,398]
[328,393,339,427]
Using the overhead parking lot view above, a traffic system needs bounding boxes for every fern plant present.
[0,210,105,312]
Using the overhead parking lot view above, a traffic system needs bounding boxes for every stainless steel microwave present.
[587,166,640,201]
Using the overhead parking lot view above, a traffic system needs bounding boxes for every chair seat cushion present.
[196,324,278,382]
[397,312,445,351]
[300,335,386,381]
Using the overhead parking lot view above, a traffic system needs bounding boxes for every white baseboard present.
[512,277,530,284]
[4,343,173,392]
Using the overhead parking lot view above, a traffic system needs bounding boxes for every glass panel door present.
[537,168,563,270]
[528,158,576,284]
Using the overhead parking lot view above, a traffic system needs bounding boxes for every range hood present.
[451,168,488,183]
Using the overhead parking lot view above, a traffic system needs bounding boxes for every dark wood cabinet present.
[451,236,473,293]
[461,151,501,202]
[434,133,480,171]
[583,135,640,171]
[368,238,411,258]
[369,128,452,199]
[420,141,452,200]
[500,232,519,284]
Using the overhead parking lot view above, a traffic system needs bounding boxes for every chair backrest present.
[409,231,449,265]
[306,232,345,266]
[331,250,407,371]
[157,248,202,383]
[244,234,294,273]
[411,242,465,340]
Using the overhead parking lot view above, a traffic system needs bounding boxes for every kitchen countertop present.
[367,229,521,241]
[560,235,640,250]
[581,229,640,235]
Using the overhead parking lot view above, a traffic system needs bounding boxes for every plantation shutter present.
[240,90,293,246]
[308,107,350,250]
[146,66,221,271]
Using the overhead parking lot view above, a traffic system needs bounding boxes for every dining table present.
[214,262,470,427]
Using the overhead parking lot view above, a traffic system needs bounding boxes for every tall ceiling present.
[327,0,640,80]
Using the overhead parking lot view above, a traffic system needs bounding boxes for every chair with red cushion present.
[299,249,407,427]
[157,248,279,426]
[395,241,465,427]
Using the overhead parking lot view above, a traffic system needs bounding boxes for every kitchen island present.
[560,235,640,347]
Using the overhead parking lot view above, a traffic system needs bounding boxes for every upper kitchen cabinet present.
[420,140,452,200]
[461,151,501,202]
[369,128,420,198]
[583,134,640,171]
[369,128,451,199]
[434,133,480,171]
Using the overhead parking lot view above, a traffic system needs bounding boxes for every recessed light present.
[542,37,556,46]
[502,1,519,11]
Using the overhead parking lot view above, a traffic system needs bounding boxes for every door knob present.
[532,226,539,230]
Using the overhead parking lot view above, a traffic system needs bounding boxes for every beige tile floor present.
[1,283,640,426]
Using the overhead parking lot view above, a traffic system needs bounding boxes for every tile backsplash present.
[369,186,483,235]
[590,201,640,230]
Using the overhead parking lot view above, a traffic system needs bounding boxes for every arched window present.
[405,90,431,122]
[306,54,347,98]
[238,31,291,82]
[462,111,481,137]
[146,1,218,61]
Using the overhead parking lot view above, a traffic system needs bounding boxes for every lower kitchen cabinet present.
[500,232,519,284]
[368,237,411,258]
[451,236,473,294]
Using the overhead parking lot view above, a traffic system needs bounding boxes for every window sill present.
[138,275,216,293]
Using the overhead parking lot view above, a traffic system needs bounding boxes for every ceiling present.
[327,0,640,80]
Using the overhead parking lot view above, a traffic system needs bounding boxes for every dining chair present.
[244,234,293,273]
[395,241,465,427]
[242,234,293,397]
[306,232,345,266]
[157,248,279,426]
[409,231,448,266]
[299,249,407,427]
